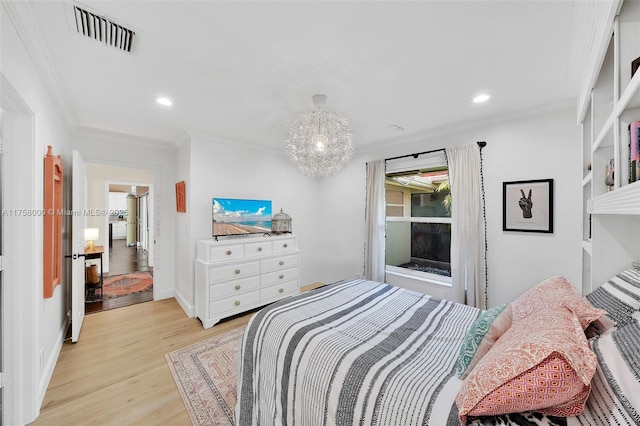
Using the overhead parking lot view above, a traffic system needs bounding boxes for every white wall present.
[174,137,192,313]
[317,105,581,307]
[174,134,323,315]
[1,4,74,423]
[72,130,177,301]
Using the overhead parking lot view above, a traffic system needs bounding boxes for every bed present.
[235,271,640,426]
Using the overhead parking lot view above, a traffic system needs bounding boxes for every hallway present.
[86,239,153,314]
[109,238,150,275]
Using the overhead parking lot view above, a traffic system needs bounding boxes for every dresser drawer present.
[209,275,260,300]
[196,235,299,329]
[209,261,259,283]
[260,279,298,301]
[262,267,298,287]
[272,238,296,253]
[245,241,272,257]
[208,244,245,262]
[261,254,298,272]
[210,290,260,316]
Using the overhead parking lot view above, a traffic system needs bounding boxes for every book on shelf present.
[630,121,640,183]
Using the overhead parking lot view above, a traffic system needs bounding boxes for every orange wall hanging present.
[176,181,186,212]
[43,145,63,298]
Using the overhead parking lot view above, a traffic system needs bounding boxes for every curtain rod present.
[385,141,486,162]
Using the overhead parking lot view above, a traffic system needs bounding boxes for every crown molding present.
[187,130,280,155]
[2,1,77,128]
[73,125,177,151]
[356,99,576,156]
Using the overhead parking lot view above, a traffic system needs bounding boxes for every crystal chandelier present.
[284,94,354,178]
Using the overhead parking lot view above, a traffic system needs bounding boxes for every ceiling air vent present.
[73,6,135,53]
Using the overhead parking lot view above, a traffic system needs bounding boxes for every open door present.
[70,150,86,342]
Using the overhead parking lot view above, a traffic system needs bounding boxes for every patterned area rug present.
[166,326,244,425]
[102,271,153,299]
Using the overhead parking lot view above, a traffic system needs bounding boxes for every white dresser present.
[195,234,299,329]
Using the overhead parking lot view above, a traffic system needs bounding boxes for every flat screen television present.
[212,197,272,237]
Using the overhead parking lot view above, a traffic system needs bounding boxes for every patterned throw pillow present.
[466,352,591,418]
[456,305,597,425]
[511,276,606,329]
[585,268,640,328]
[456,303,512,380]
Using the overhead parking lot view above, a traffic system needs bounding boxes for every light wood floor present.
[33,283,325,426]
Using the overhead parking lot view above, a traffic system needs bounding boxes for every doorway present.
[84,169,155,314]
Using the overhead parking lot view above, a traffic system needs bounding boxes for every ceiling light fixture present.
[472,93,491,104]
[156,97,173,106]
[284,94,354,178]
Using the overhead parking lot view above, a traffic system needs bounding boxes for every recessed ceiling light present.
[472,93,491,104]
[156,97,173,106]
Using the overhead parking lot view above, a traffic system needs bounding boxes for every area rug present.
[102,271,153,299]
[166,326,244,425]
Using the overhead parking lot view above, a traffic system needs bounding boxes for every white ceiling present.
[20,1,592,152]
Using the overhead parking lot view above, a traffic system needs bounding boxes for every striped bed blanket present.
[235,278,640,425]
[235,279,480,425]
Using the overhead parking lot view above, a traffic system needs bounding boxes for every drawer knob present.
[257,247,262,251]
[283,243,288,248]
[279,274,284,279]
[235,269,241,274]
[235,300,240,306]
[235,284,241,290]
[279,288,284,293]
[226,250,232,256]
[279,261,284,266]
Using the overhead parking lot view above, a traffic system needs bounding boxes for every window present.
[385,161,451,280]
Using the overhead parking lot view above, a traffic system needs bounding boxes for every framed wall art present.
[175,181,186,212]
[503,178,554,233]
[43,145,64,298]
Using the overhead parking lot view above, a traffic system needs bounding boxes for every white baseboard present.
[173,288,195,318]
[153,286,175,301]
[38,318,68,415]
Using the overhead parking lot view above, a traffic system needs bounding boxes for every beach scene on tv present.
[212,198,272,237]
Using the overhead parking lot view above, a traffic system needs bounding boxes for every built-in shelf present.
[591,180,640,214]
[580,0,640,294]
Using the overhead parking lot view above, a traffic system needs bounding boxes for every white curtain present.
[364,160,386,282]
[446,144,487,309]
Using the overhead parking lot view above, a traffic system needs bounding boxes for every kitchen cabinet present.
[108,192,128,217]
[111,221,126,239]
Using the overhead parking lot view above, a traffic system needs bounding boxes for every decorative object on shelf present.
[632,56,640,78]
[175,181,186,212]
[84,228,99,251]
[605,158,615,190]
[43,145,63,298]
[284,94,354,178]
[271,209,292,234]
[503,179,554,233]
[630,121,640,183]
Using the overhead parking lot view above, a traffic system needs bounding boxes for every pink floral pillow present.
[456,305,597,425]
[510,276,606,329]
